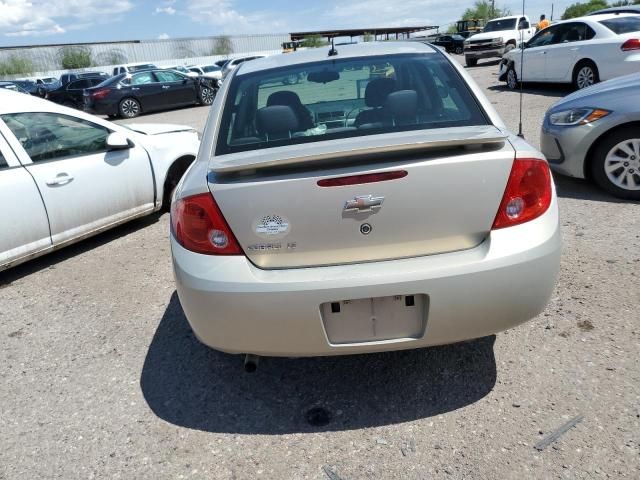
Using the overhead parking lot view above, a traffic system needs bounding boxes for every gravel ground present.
[1,56,639,480]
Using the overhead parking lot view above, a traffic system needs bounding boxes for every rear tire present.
[455,46,463,55]
[119,97,141,118]
[465,57,478,67]
[573,61,599,90]
[590,127,640,200]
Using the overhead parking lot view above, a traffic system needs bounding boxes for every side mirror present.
[106,132,133,150]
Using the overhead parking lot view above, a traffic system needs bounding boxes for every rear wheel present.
[119,98,141,118]
[454,45,463,55]
[573,61,599,90]
[465,56,478,67]
[506,66,519,90]
[590,127,640,200]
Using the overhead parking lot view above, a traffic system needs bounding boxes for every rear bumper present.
[172,198,561,357]
[83,100,118,117]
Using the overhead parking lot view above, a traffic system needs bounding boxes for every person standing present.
[537,14,550,31]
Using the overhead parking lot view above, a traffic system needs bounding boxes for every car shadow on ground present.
[140,292,497,434]
[0,213,162,286]
[465,59,502,69]
[553,174,637,203]
[487,82,570,98]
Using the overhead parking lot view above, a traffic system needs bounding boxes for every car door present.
[154,70,196,105]
[0,112,155,246]
[0,131,52,268]
[129,71,163,112]
[544,22,596,81]
[519,25,559,82]
[65,79,90,107]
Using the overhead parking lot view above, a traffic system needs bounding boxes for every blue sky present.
[0,0,572,46]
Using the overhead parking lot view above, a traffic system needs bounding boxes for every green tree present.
[58,46,92,69]
[0,55,33,76]
[301,34,327,48]
[212,36,234,56]
[561,0,608,19]
[462,1,511,22]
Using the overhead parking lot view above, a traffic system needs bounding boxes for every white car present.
[0,90,199,271]
[463,15,535,66]
[499,13,640,90]
[171,42,561,363]
[187,65,223,81]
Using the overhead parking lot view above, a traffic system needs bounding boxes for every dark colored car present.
[431,35,466,55]
[83,69,217,118]
[10,80,46,97]
[0,81,29,94]
[46,76,108,109]
[60,71,110,86]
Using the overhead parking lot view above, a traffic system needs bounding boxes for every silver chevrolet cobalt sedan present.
[171,42,561,358]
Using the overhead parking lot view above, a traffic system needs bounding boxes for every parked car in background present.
[499,13,640,90]
[464,15,535,66]
[187,64,223,81]
[220,55,265,80]
[167,66,199,78]
[431,35,466,54]
[171,42,561,359]
[60,71,109,86]
[46,76,108,109]
[10,80,46,97]
[35,77,61,90]
[541,72,640,199]
[0,82,29,94]
[0,89,200,271]
[112,63,157,76]
[83,69,216,118]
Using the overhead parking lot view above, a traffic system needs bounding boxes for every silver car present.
[171,42,561,360]
[541,72,640,199]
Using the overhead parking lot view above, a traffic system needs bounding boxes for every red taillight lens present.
[492,158,552,230]
[170,193,242,255]
[91,88,110,100]
[318,170,408,187]
[621,39,640,51]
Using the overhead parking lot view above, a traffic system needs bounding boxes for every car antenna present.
[517,0,526,138]
[328,37,338,57]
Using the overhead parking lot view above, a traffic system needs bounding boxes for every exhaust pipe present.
[244,354,259,373]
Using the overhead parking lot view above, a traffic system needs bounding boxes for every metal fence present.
[0,33,289,79]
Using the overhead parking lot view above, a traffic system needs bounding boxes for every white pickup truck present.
[463,15,536,67]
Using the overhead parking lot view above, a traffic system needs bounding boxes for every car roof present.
[238,42,437,75]
[487,15,521,21]
[554,12,639,24]
[588,6,640,15]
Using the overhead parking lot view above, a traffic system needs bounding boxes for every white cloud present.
[155,6,176,15]
[158,33,170,39]
[0,0,133,37]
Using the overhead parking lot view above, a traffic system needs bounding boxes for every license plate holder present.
[321,294,428,345]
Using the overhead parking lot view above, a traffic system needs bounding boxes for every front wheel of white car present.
[573,61,599,90]
[506,66,519,90]
[590,127,640,200]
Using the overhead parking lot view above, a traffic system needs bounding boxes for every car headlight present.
[494,37,504,44]
[548,108,611,126]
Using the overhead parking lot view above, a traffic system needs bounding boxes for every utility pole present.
[491,0,495,18]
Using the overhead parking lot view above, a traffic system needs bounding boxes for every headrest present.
[365,78,396,107]
[267,90,303,107]
[256,105,299,136]
[385,90,418,123]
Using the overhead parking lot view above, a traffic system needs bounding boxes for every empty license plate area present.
[321,295,428,345]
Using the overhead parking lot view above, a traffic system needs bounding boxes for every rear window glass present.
[216,53,488,155]
[600,16,640,34]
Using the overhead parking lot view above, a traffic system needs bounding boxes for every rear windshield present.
[600,16,640,34]
[216,53,488,155]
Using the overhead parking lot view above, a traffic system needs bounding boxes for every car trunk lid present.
[209,126,515,269]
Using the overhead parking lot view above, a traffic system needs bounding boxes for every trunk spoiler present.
[210,126,508,174]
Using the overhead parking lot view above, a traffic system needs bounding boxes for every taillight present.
[621,39,640,51]
[492,158,552,230]
[91,88,110,100]
[170,193,243,255]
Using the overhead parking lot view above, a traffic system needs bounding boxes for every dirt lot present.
[1,58,639,480]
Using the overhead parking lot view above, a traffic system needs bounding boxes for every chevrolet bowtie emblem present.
[343,195,385,213]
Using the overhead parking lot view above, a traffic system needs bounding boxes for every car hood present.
[123,123,195,135]
[550,72,640,111]
[466,31,508,41]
